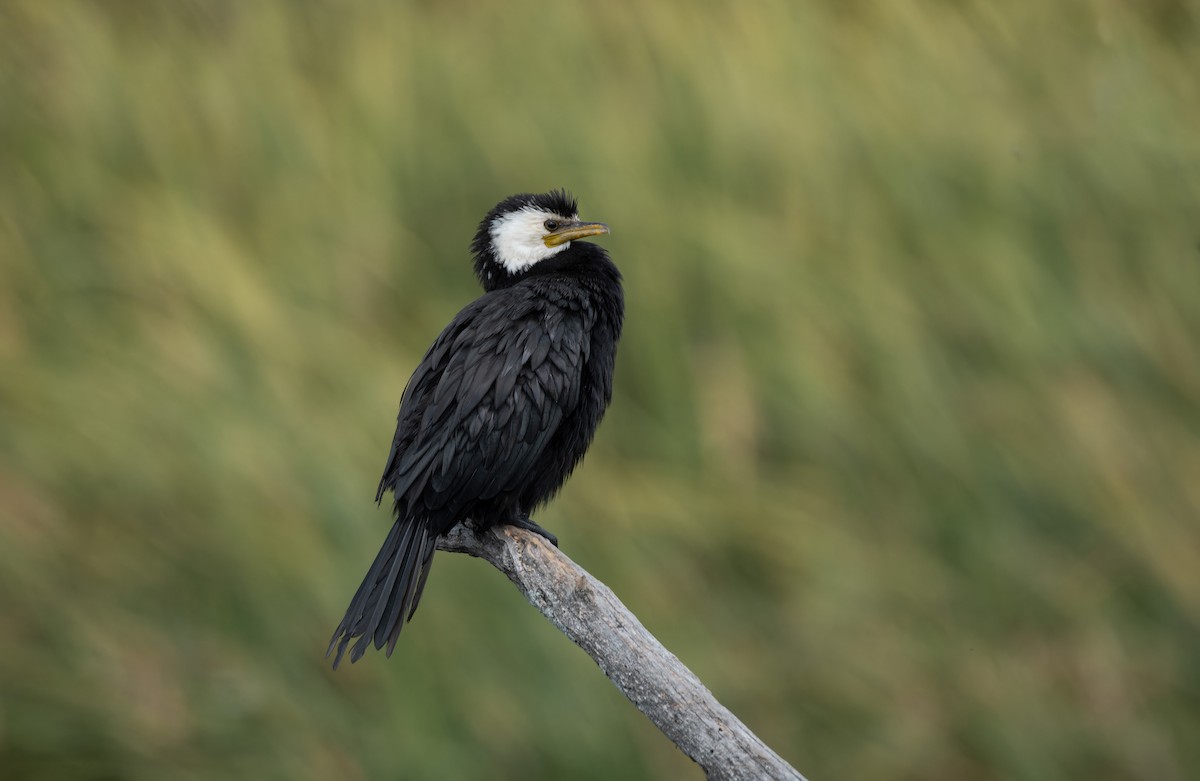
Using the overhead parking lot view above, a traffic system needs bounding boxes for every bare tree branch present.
[437,524,808,781]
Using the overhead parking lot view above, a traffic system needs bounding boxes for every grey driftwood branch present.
[436,524,808,781]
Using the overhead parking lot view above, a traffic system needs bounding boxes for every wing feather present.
[377,289,588,519]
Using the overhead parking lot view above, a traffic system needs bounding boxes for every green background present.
[3,2,1198,779]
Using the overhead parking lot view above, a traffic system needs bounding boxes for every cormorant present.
[328,190,624,667]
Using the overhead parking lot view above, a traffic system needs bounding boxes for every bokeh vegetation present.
[3,1,1199,779]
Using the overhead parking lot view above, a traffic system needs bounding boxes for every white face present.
[489,206,576,274]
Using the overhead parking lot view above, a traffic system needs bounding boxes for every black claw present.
[509,516,559,547]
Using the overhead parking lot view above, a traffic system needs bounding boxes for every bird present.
[328,190,624,668]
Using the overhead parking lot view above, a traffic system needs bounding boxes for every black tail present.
[328,517,438,668]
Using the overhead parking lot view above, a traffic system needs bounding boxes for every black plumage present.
[329,191,623,667]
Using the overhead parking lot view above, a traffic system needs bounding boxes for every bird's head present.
[471,190,610,291]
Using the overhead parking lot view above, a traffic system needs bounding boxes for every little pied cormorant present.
[328,190,624,667]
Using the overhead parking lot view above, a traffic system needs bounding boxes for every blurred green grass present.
[2,1,1199,779]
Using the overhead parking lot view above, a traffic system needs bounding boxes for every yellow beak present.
[543,220,611,247]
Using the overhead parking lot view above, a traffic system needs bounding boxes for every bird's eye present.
[544,219,560,231]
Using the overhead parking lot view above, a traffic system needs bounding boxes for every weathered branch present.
[437,524,807,781]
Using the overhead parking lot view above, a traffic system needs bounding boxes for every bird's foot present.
[508,516,559,547]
